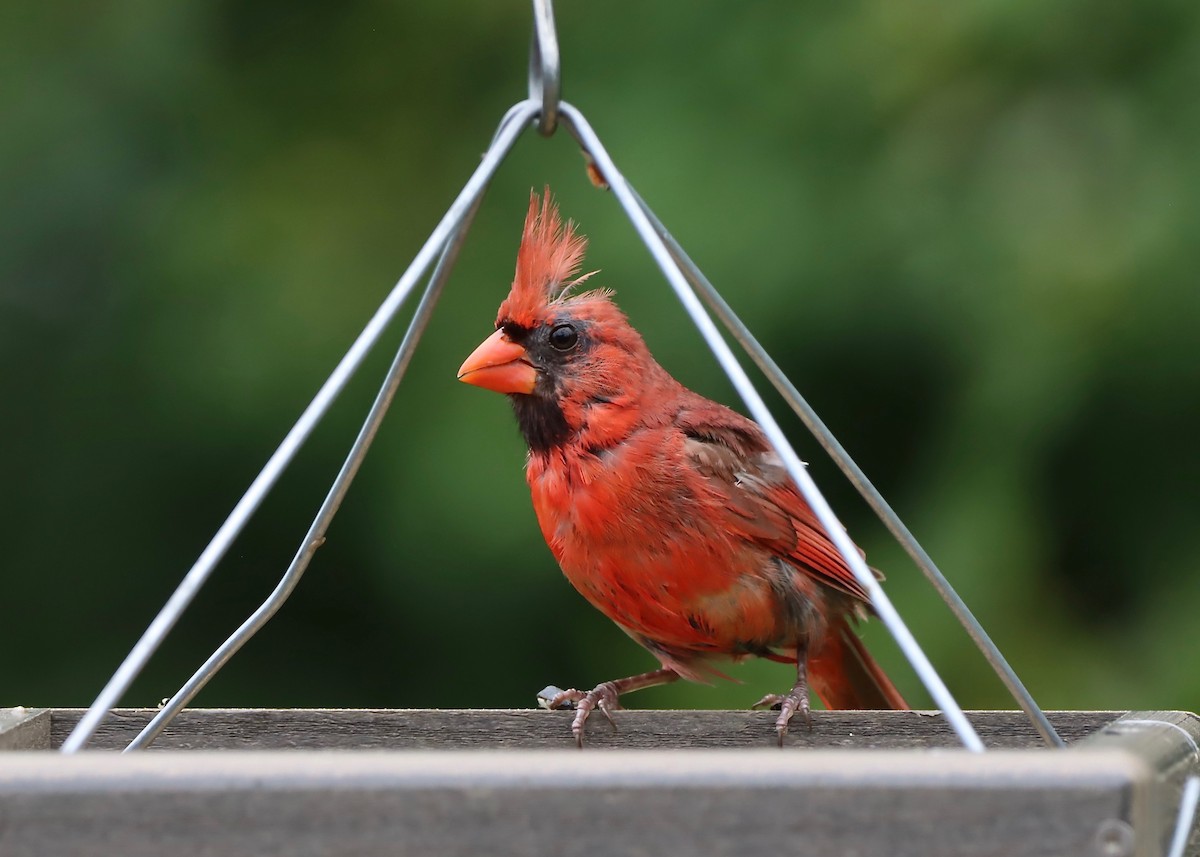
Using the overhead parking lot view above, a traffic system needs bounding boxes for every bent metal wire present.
[624,187,1064,750]
[63,0,1060,753]
[559,102,983,752]
[1169,777,1200,857]
[122,182,496,753]
[58,102,537,754]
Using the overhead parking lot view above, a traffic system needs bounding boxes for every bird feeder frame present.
[6,3,1197,855]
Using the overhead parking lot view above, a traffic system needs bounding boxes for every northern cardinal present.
[458,190,907,745]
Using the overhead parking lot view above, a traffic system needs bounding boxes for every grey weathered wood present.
[0,707,50,750]
[3,709,1195,856]
[48,707,1119,751]
[0,747,1144,857]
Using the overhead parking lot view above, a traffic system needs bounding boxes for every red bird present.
[458,190,907,745]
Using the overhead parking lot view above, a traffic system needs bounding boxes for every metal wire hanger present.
[62,0,1062,754]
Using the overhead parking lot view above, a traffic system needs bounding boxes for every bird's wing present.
[676,404,872,604]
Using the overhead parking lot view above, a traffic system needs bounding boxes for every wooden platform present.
[2,708,1197,857]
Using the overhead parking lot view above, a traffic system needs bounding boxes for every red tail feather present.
[808,619,908,710]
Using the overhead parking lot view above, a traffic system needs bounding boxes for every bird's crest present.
[497,189,599,327]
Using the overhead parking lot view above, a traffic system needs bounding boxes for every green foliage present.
[3,0,1197,715]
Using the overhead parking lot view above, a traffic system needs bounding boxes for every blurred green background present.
[4,0,1198,718]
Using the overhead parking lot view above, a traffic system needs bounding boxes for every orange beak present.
[457,328,539,394]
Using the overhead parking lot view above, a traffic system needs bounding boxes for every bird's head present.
[458,189,665,452]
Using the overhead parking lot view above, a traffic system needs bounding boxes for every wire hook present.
[528,0,560,135]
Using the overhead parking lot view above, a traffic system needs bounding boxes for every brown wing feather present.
[677,403,872,605]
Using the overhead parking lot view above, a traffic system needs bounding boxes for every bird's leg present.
[752,643,812,746]
[539,667,680,748]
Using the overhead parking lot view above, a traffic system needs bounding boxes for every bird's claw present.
[751,693,785,711]
[773,689,812,745]
[537,681,622,747]
[571,681,622,747]
[753,690,811,745]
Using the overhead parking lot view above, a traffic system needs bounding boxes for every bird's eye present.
[548,323,578,351]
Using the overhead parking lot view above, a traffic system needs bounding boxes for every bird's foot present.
[538,682,621,747]
[753,684,811,746]
[535,667,681,748]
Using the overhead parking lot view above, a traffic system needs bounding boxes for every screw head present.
[1094,819,1135,857]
